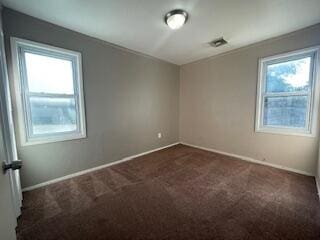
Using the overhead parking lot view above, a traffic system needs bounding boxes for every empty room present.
[1,0,320,239]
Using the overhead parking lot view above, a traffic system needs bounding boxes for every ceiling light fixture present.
[165,9,188,30]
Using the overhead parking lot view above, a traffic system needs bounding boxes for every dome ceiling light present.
[165,9,188,30]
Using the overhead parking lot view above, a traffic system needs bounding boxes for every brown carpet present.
[17,144,320,240]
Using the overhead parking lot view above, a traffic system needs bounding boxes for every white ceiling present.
[2,0,320,65]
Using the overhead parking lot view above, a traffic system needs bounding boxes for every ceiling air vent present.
[209,37,228,47]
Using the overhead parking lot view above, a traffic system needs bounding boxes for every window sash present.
[255,46,320,137]
[19,47,79,95]
[261,94,310,130]
[263,51,315,72]
[11,37,86,145]
[21,45,76,64]
[262,91,310,97]
[27,92,75,98]
[261,54,314,131]
[25,94,81,138]
[262,54,314,94]
[18,48,82,139]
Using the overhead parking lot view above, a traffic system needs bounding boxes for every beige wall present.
[3,8,180,188]
[180,24,320,175]
[3,8,320,188]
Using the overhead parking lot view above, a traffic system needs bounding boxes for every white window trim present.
[255,46,320,137]
[10,37,87,146]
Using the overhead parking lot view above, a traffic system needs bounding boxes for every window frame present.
[255,46,320,137]
[11,37,86,146]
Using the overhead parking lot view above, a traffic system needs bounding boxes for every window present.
[255,47,320,137]
[11,38,86,145]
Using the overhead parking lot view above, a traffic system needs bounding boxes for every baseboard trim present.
[180,142,314,177]
[22,142,180,192]
[315,176,320,201]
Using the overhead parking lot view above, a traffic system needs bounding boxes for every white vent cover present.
[209,37,228,47]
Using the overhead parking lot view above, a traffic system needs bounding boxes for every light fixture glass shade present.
[165,10,188,30]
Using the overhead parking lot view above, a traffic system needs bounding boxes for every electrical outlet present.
[158,133,162,139]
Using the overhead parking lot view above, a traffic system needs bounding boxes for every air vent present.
[209,37,228,47]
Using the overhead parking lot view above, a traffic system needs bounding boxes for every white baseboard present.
[22,142,180,192]
[315,176,320,200]
[180,142,314,176]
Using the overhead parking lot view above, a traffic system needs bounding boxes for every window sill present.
[20,133,87,147]
[255,128,315,138]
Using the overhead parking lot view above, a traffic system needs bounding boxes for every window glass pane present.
[263,96,308,128]
[29,97,77,135]
[266,57,311,93]
[24,52,74,94]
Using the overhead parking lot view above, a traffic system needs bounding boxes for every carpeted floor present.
[17,144,320,240]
